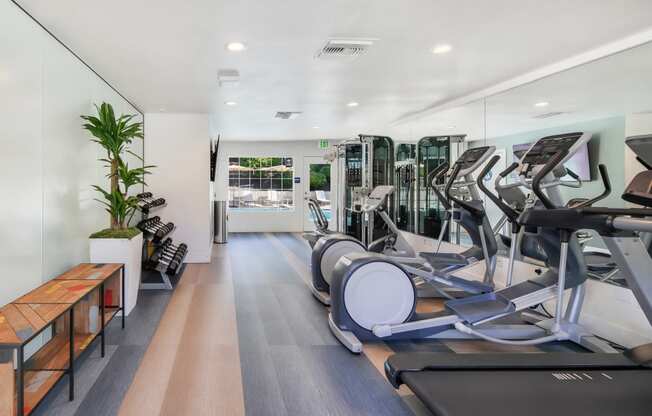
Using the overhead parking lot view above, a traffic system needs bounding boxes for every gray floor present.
[31,285,173,416]
[30,232,589,416]
[229,233,415,416]
[31,233,419,416]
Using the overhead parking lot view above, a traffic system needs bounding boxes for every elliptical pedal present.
[445,293,514,323]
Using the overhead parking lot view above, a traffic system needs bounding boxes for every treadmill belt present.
[403,369,652,416]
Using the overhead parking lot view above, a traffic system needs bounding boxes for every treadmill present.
[384,135,652,415]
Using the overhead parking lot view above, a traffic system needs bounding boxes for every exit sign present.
[319,139,329,149]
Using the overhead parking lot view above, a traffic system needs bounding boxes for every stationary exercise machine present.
[330,134,395,244]
[303,197,334,248]
[309,185,417,305]
[311,145,499,306]
[306,135,395,304]
[420,146,498,275]
[328,132,611,353]
[384,135,652,416]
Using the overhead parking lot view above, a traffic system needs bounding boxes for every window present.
[228,157,294,210]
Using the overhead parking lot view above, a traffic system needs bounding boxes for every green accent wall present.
[477,116,626,208]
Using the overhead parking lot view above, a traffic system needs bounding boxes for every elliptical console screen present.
[455,146,491,169]
[626,135,652,168]
[519,133,583,166]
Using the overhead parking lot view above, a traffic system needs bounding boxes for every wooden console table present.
[0,263,125,415]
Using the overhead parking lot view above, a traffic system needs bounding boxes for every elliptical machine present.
[303,197,335,248]
[418,146,498,280]
[309,186,416,305]
[310,146,499,305]
[384,135,652,416]
[328,132,613,354]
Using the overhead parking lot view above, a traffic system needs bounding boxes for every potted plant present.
[83,103,152,316]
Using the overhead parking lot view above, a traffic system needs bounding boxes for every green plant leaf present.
[83,102,149,230]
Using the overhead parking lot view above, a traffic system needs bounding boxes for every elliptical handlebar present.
[636,156,652,170]
[494,163,523,192]
[477,155,520,224]
[532,150,568,209]
[445,163,484,219]
[307,198,328,230]
[574,164,611,209]
[499,162,519,179]
[427,161,449,186]
[428,162,451,210]
[565,167,581,182]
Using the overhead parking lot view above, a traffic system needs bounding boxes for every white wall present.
[214,140,332,232]
[0,0,143,306]
[145,113,212,262]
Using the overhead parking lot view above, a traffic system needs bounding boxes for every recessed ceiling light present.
[159,108,166,112]
[226,42,247,52]
[225,101,238,106]
[347,102,359,107]
[313,126,320,129]
[432,44,453,54]
[534,101,549,107]
[446,125,455,130]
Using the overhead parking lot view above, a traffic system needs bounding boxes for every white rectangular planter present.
[89,232,143,316]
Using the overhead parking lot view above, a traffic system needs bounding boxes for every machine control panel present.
[454,146,496,177]
[519,132,586,177]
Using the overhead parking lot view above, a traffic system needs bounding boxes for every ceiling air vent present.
[532,111,567,119]
[316,38,376,60]
[275,111,302,120]
[218,69,240,87]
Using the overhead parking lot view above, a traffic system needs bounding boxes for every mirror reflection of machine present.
[394,143,417,233]
[333,135,394,246]
[416,135,464,239]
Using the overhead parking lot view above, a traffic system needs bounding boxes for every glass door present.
[303,156,333,231]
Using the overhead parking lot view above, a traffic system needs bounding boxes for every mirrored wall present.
[0,1,143,305]
[394,41,652,346]
[400,40,652,242]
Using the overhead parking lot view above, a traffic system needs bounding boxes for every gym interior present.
[2,1,652,415]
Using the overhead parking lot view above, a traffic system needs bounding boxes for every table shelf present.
[0,263,126,416]
[23,369,65,415]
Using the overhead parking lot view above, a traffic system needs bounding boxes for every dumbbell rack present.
[136,192,189,290]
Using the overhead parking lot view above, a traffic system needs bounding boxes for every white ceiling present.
[405,40,652,141]
[16,0,652,141]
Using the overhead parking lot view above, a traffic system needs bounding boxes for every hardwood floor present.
[39,231,580,416]
[118,233,419,415]
[230,233,412,416]
[119,248,245,416]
